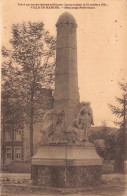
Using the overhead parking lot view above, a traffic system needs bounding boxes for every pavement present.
[0,172,127,196]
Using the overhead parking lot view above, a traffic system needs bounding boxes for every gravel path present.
[0,173,127,196]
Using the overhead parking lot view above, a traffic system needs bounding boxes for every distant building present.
[1,88,54,170]
[1,128,24,169]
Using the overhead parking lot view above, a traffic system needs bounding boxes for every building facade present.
[2,128,24,168]
[1,88,54,170]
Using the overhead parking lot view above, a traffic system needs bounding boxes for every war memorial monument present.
[31,12,103,188]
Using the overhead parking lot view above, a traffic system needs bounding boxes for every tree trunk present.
[123,95,127,173]
[30,90,34,157]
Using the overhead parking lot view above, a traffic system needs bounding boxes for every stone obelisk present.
[54,12,79,128]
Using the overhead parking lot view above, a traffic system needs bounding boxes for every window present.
[14,130,22,141]
[14,147,22,160]
[5,131,12,141]
[5,147,12,165]
[19,130,21,135]
[6,147,12,159]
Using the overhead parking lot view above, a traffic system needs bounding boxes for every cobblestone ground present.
[0,173,127,196]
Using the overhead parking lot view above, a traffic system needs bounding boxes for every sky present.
[1,0,127,127]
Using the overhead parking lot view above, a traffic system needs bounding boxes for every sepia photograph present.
[1,0,127,195]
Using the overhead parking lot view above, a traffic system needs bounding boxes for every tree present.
[2,22,56,157]
[1,58,24,131]
[108,82,127,134]
[108,82,127,128]
[108,82,127,172]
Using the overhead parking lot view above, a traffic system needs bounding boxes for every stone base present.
[31,144,103,187]
[32,165,102,187]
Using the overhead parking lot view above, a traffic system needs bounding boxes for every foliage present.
[89,127,117,160]
[104,134,116,160]
[2,61,24,130]
[2,21,56,156]
[108,82,127,171]
[108,82,127,127]
[114,128,124,172]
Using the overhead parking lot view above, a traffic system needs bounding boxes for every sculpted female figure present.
[78,102,94,141]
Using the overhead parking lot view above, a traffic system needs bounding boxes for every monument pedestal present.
[31,144,103,187]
